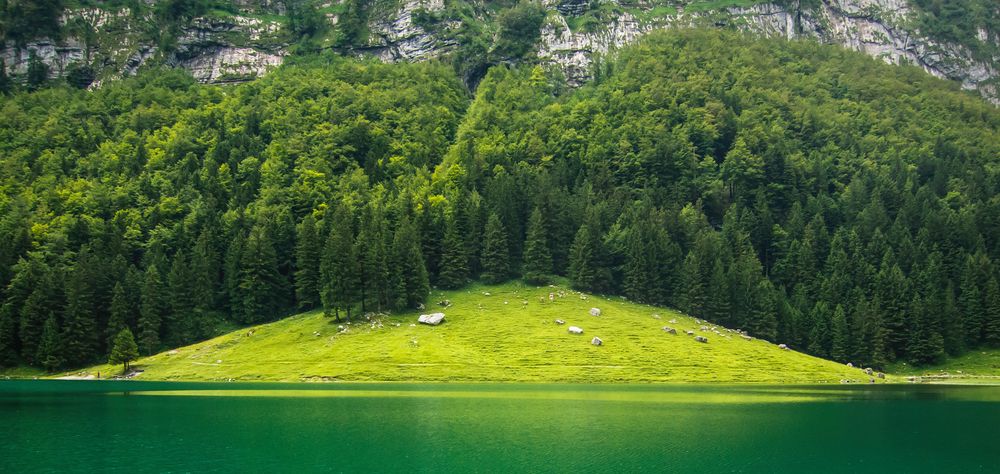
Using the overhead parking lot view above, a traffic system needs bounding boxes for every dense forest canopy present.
[0,30,998,374]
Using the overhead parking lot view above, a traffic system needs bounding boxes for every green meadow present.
[76,282,879,384]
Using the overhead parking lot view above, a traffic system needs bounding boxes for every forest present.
[0,29,998,373]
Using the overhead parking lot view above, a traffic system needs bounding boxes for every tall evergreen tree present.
[62,251,99,366]
[984,277,1000,347]
[389,217,430,310]
[830,304,850,362]
[138,265,165,356]
[437,213,469,289]
[522,207,552,285]
[36,316,63,373]
[108,328,140,373]
[295,213,322,309]
[166,251,195,345]
[191,227,220,312]
[481,213,510,284]
[568,223,597,291]
[239,223,283,323]
[106,282,130,354]
[320,203,359,321]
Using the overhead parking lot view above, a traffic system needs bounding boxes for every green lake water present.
[1,381,998,473]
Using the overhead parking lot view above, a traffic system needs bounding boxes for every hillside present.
[1,1,997,102]
[75,282,877,383]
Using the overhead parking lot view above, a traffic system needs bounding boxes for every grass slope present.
[77,282,879,384]
[888,350,1000,384]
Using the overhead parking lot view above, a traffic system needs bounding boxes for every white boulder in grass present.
[418,313,445,325]
[568,326,584,335]
[589,308,601,316]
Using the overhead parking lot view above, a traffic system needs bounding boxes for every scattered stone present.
[864,367,874,375]
[417,303,425,310]
[483,292,491,296]
[741,335,752,341]
[591,337,603,346]
[589,308,601,316]
[846,362,854,368]
[695,336,708,343]
[870,378,876,384]
[877,372,885,379]
[418,313,445,326]
[700,325,709,331]
[686,330,695,336]
[409,324,416,327]
[438,300,451,307]
[167,350,179,356]
[504,301,508,305]
[215,360,223,364]
[568,326,584,335]
[554,319,566,325]
[338,325,345,332]
[778,343,788,350]
[662,326,677,335]
[668,319,677,324]
[652,314,661,319]
[313,331,321,337]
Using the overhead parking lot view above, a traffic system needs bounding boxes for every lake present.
[1,381,998,472]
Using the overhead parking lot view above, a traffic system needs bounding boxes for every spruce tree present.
[359,207,391,312]
[63,253,98,366]
[108,328,140,373]
[705,257,731,324]
[568,224,596,291]
[166,251,195,345]
[749,279,778,341]
[18,272,58,364]
[437,213,469,289]
[106,282,130,354]
[958,258,984,346]
[139,265,165,355]
[0,306,18,366]
[680,252,707,318]
[830,304,850,362]
[0,58,10,95]
[36,316,62,373]
[239,224,283,323]
[295,213,321,309]
[984,277,1000,347]
[481,213,510,284]
[522,207,552,285]
[807,301,831,358]
[389,217,430,310]
[320,203,359,321]
[191,227,220,312]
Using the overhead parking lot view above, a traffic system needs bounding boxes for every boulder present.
[568,326,584,334]
[778,343,789,350]
[694,336,708,343]
[877,372,885,379]
[589,307,601,316]
[662,326,677,335]
[167,350,179,356]
[686,330,695,336]
[418,312,445,325]
[864,367,874,375]
[846,362,854,368]
[437,300,451,307]
[741,335,752,341]
[591,337,603,346]
[554,319,566,325]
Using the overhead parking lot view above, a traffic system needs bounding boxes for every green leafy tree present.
[108,328,140,373]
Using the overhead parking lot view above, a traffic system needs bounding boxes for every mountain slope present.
[77,282,881,383]
[2,1,997,102]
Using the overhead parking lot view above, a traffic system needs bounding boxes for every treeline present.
[1,30,999,373]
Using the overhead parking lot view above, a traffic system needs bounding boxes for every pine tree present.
[0,58,10,95]
[437,213,469,289]
[106,282,130,354]
[830,304,850,362]
[63,253,98,366]
[481,213,510,284]
[36,316,62,373]
[0,306,18,366]
[358,207,391,312]
[522,207,552,285]
[680,252,707,318]
[224,231,245,318]
[191,227,220,312]
[984,277,1000,347]
[389,217,430,310]
[108,328,140,373]
[749,279,779,341]
[568,224,596,291]
[166,251,195,345]
[705,257,731,324]
[958,258,984,346]
[239,223,283,324]
[138,265,165,356]
[18,272,58,364]
[320,204,359,321]
[807,301,831,358]
[295,213,321,309]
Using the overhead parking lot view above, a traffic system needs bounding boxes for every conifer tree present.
[390,217,430,310]
[36,316,62,373]
[481,213,510,284]
[18,271,58,364]
[830,304,850,362]
[109,328,140,373]
[568,224,596,291]
[705,257,731,324]
[680,252,707,318]
[437,212,469,289]
[138,265,165,355]
[807,301,831,358]
[295,213,322,309]
[320,204,359,321]
[239,224,283,323]
[984,277,1000,347]
[191,227,220,312]
[358,207,391,312]
[63,252,98,366]
[749,279,778,341]
[522,207,551,285]
[106,282,130,353]
[167,251,195,345]
[0,307,17,366]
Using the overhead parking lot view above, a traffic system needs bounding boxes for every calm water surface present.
[1,381,998,473]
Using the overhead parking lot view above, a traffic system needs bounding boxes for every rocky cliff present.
[2,1,996,103]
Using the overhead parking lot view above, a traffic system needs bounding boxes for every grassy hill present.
[888,350,1000,384]
[75,282,881,384]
